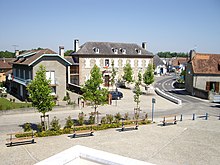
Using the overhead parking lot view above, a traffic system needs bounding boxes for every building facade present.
[9,48,71,101]
[67,40,154,88]
[185,50,220,99]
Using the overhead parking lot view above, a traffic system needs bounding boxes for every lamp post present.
[152,98,156,122]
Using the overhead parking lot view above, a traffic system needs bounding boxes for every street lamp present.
[152,98,156,122]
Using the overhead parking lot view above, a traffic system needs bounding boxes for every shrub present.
[78,112,85,125]
[89,114,95,124]
[124,112,129,120]
[50,116,61,131]
[106,114,114,124]
[37,123,43,132]
[101,117,107,124]
[65,116,73,129]
[23,123,32,132]
[63,96,68,101]
[114,112,122,123]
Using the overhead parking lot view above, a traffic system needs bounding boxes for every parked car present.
[109,91,123,100]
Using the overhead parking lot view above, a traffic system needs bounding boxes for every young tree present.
[123,63,133,86]
[134,72,142,109]
[81,65,108,124]
[110,60,116,89]
[143,63,155,90]
[27,65,55,130]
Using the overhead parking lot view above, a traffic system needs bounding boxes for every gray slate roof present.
[72,42,153,57]
[153,55,165,66]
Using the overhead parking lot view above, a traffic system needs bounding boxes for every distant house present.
[153,55,167,75]
[9,48,71,101]
[185,50,220,99]
[0,58,13,82]
[67,39,154,88]
[171,57,188,73]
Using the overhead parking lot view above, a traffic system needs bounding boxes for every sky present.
[0,0,220,54]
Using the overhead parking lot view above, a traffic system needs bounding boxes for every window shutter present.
[206,82,210,91]
[216,82,219,93]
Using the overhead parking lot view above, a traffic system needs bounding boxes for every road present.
[154,74,204,104]
[0,75,220,135]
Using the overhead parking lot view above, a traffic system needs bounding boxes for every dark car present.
[110,91,123,100]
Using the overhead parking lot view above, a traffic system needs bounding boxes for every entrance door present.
[104,75,110,87]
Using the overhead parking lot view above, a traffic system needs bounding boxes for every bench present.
[121,120,139,131]
[73,125,95,138]
[6,131,35,147]
[161,115,177,126]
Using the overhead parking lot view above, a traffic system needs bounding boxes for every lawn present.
[0,98,31,110]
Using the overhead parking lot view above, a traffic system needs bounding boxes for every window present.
[135,49,141,54]
[206,81,219,93]
[93,47,99,54]
[218,64,220,71]
[112,48,118,54]
[46,71,55,84]
[105,59,110,67]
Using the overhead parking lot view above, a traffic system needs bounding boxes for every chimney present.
[15,50,19,56]
[59,46,64,58]
[142,42,147,50]
[189,50,196,61]
[74,39,79,52]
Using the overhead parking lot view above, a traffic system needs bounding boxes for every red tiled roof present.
[192,53,220,74]
[0,60,12,69]
[172,57,188,66]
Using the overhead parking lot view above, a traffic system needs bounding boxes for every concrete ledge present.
[155,87,182,105]
[35,145,154,165]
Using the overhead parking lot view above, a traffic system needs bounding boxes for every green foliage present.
[0,51,15,58]
[27,65,55,116]
[101,116,107,124]
[143,63,154,86]
[23,123,32,132]
[64,50,73,56]
[89,114,95,124]
[78,112,85,125]
[138,71,142,84]
[114,112,122,123]
[123,63,133,84]
[81,65,108,123]
[65,116,73,129]
[106,114,114,124]
[133,81,142,108]
[124,112,129,120]
[157,52,188,58]
[0,98,31,110]
[50,116,61,131]
[36,130,62,137]
[111,60,116,87]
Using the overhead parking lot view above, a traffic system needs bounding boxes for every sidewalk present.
[1,116,220,165]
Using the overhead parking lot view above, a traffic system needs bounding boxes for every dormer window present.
[120,48,126,54]
[93,47,99,54]
[112,48,118,54]
[135,49,141,54]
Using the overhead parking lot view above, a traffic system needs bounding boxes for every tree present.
[81,65,108,124]
[110,60,116,89]
[64,50,73,56]
[123,63,133,86]
[27,65,55,130]
[134,72,142,111]
[143,63,154,89]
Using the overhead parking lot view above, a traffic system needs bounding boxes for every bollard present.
[192,113,195,120]
[180,114,183,121]
[205,113,208,120]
